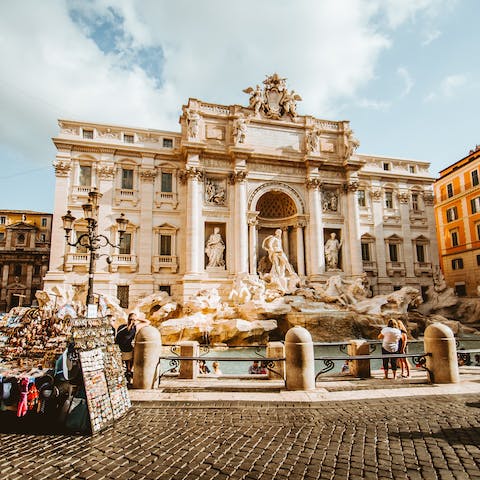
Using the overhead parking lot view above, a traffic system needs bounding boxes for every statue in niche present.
[261,229,299,293]
[205,227,225,268]
[324,232,342,271]
[306,128,320,153]
[186,108,200,139]
[233,114,247,144]
[205,179,226,205]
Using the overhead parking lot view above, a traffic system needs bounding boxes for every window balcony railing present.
[65,252,89,271]
[386,261,406,277]
[414,262,433,276]
[109,254,137,273]
[154,191,178,209]
[362,260,377,275]
[152,255,178,273]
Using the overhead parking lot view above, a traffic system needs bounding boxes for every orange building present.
[434,145,480,296]
[0,210,52,311]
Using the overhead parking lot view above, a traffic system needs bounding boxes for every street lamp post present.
[61,188,129,315]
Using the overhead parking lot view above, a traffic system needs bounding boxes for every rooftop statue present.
[243,73,302,119]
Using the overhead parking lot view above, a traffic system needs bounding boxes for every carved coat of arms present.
[243,73,302,119]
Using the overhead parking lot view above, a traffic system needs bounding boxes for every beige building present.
[0,210,52,311]
[44,74,438,307]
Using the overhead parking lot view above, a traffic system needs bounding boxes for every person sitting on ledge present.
[248,360,262,374]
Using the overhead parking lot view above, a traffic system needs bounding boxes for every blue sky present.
[1,0,479,212]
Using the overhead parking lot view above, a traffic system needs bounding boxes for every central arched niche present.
[255,190,300,273]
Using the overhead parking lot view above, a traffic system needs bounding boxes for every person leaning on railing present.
[378,319,402,380]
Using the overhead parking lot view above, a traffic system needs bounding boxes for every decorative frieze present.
[140,169,157,182]
[97,165,115,180]
[370,188,383,201]
[397,192,410,204]
[423,192,434,206]
[204,178,226,205]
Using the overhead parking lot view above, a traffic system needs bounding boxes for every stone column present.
[282,227,290,258]
[25,264,33,304]
[184,167,203,274]
[43,155,72,285]
[347,340,371,378]
[295,221,306,276]
[423,192,439,270]
[248,214,259,275]
[178,341,200,379]
[370,188,387,280]
[1,265,8,305]
[266,341,285,380]
[398,191,414,278]
[232,171,248,275]
[306,178,324,276]
[137,167,157,276]
[424,323,459,384]
[345,180,363,275]
[133,326,162,389]
[285,326,315,391]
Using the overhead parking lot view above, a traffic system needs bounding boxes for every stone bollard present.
[178,341,199,380]
[133,326,162,389]
[266,341,285,380]
[285,326,315,391]
[424,323,459,384]
[347,340,371,378]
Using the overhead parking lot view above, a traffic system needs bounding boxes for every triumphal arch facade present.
[45,74,439,305]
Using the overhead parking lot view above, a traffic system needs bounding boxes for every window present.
[452,258,463,270]
[383,162,390,171]
[117,285,129,308]
[159,285,171,295]
[416,244,425,263]
[163,138,173,148]
[447,183,454,198]
[451,230,459,247]
[357,190,366,207]
[0,216,5,224]
[411,193,419,211]
[477,254,480,266]
[361,243,370,261]
[385,191,393,209]
[79,165,92,186]
[0,232,4,241]
[119,233,132,255]
[75,231,87,253]
[83,129,93,139]
[446,206,458,222]
[124,134,134,143]
[388,243,398,262]
[14,264,22,276]
[409,165,415,174]
[41,217,47,227]
[161,172,173,193]
[40,233,46,242]
[472,170,479,187]
[477,223,480,241]
[17,233,25,244]
[455,284,466,296]
[471,197,480,214]
[160,235,172,256]
[121,168,134,190]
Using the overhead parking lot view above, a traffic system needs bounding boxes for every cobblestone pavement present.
[1,394,479,480]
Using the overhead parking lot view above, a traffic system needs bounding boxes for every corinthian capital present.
[97,164,115,180]
[53,160,71,177]
[229,170,247,184]
[179,166,203,184]
[140,168,157,182]
[306,178,321,190]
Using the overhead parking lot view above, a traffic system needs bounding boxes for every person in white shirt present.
[378,319,402,379]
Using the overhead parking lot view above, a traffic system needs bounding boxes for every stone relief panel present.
[205,124,225,141]
[322,189,340,213]
[204,177,227,206]
[247,125,302,151]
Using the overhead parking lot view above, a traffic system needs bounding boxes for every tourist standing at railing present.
[378,319,402,379]
[397,320,410,378]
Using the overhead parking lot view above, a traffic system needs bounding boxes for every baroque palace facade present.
[44,74,438,307]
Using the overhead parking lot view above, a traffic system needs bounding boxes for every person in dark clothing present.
[115,313,149,383]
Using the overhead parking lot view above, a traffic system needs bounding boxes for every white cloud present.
[355,98,391,110]
[422,29,442,45]
[397,67,414,97]
[424,74,467,102]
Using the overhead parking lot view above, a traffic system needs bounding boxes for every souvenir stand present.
[70,316,131,433]
[0,308,130,434]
